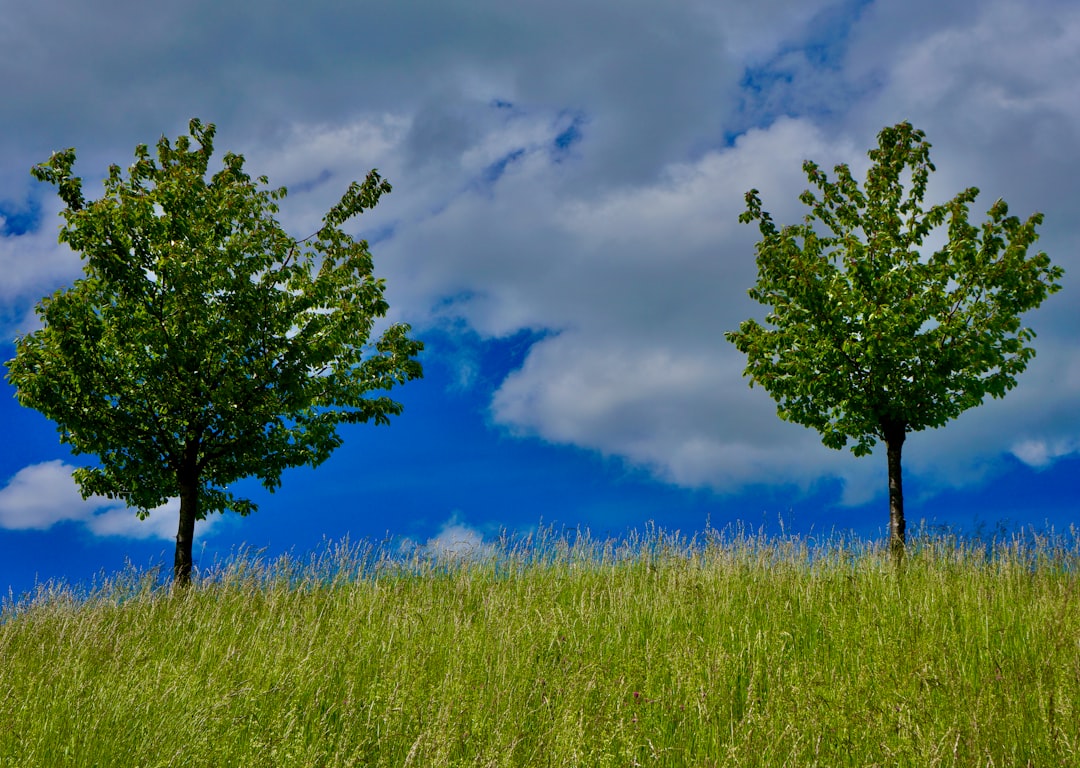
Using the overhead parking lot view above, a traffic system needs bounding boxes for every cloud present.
[0,209,82,309]
[0,0,774,198]
[2,0,1078,514]
[847,0,1080,216]
[388,1,1080,502]
[0,461,218,540]
[226,0,1080,508]
[402,515,496,560]
[379,117,879,497]
[1010,439,1079,469]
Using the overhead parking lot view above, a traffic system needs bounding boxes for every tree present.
[726,122,1063,559]
[6,119,423,585]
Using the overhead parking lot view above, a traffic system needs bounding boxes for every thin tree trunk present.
[883,420,907,563]
[174,464,199,587]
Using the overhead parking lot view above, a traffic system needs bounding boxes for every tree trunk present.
[174,464,199,587]
[882,419,907,563]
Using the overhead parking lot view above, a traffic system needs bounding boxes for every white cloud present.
[405,515,496,560]
[0,217,82,307]
[0,461,103,530]
[419,1,1080,501]
[848,0,1080,214]
[84,498,192,541]
[0,461,218,540]
[251,10,1079,505]
[1010,440,1077,469]
[384,117,879,498]
[3,0,1078,513]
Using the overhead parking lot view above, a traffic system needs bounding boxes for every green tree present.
[6,119,423,584]
[726,122,1063,559]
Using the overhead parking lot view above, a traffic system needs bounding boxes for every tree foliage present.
[6,118,423,583]
[726,122,1063,555]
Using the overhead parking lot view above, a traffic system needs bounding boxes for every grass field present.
[1,527,1077,767]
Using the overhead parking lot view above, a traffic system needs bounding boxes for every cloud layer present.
[2,0,1078,517]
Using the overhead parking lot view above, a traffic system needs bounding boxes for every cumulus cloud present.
[1011,439,1079,469]
[402,515,495,560]
[479,112,1079,500]
[375,111,1049,501]
[422,1,1080,501]
[2,0,1077,513]
[0,461,218,540]
[848,0,1080,228]
[0,0,770,199]
[0,208,82,311]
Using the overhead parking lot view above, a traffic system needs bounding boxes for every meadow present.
[0,527,1077,767]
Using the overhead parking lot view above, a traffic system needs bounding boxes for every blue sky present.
[2,0,1079,596]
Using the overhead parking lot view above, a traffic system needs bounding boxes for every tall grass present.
[0,527,1077,767]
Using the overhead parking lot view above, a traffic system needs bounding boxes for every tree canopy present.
[726,122,1063,556]
[6,118,423,583]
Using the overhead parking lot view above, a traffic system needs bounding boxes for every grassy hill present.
[1,528,1077,767]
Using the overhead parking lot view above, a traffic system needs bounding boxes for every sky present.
[2,0,1079,596]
